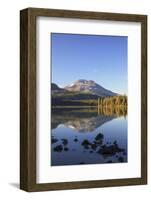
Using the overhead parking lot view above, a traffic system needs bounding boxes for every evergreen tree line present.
[98,95,127,108]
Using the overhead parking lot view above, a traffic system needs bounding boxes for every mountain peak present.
[75,79,95,84]
[64,79,117,97]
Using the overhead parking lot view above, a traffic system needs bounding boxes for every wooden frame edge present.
[20,8,37,191]
[20,8,29,191]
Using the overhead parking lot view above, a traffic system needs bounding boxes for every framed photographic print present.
[20,8,147,191]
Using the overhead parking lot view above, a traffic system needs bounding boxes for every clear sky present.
[51,33,127,95]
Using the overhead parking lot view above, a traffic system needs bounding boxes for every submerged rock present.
[95,133,104,141]
[53,145,63,152]
[113,140,118,148]
[81,139,90,146]
[74,138,78,142]
[118,156,124,162]
[51,138,58,144]
[106,160,112,163]
[81,139,90,149]
[91,143,97,151]
[61,138,68,146]
[64,147,69,151]
[94,133,104,145]
[97,142,125,156]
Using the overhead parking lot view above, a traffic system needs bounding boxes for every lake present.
[51,107,127,166]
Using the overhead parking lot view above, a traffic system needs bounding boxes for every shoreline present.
[52,105,127,108]
[52,106,97,108]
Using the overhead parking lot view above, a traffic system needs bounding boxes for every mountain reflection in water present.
[51,107,127,166]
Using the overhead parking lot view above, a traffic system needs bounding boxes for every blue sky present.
[51,33,127,95]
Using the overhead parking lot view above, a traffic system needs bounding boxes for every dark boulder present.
[118,156,124,162]
[64,147,69,151]
[94,133,104,145]
[51,138,58,144]
[61,138,68,146]
[81,139,90,146]
[106,160,112,163]
[91,143,97,151]
[74,138,78,142]
[81,139,90,149]
[95,133,104,141]
[53,145,63,152]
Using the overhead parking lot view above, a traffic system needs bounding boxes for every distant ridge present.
[51,83,65,94]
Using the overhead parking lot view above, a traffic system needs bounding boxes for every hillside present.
[52,91,99,107]
[51,80,118,107]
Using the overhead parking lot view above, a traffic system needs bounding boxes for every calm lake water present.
[51,108,127,166]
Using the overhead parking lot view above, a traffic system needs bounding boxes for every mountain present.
[64,79,117,97]
[51,82,99,107]
[51,83,65,94]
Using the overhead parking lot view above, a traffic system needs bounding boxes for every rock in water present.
[53,145,63,152]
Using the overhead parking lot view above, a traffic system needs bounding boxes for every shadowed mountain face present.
[64,79,117,97]
[51,83,65,94]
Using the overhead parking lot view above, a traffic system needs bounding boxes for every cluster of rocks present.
[52,133,126,163]
[81,133,104,150]
[81,133,126,163]
[97,141,125,156]
[52,136,79,152]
